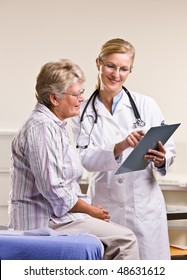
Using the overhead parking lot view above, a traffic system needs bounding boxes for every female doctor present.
[72,38,176,259]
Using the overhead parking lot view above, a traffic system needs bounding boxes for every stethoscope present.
[76,86,146,149]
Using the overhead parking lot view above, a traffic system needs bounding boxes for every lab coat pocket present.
[134,179,163,221]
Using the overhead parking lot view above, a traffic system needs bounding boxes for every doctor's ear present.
[96,58,100,70]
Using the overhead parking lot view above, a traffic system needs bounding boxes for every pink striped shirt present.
[8,103,90,230]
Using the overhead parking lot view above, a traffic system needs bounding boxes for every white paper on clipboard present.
[115,123,181,175]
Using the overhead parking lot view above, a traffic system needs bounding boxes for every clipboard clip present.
[161,120,166,126]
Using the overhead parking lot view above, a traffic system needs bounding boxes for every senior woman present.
[8,58,139,260]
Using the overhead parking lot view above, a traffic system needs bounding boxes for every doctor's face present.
[97,52,133,94]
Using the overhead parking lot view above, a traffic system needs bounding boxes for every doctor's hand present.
[114,130,145,158]
[125,130,145,148]
[144,141,166,168]
[89,205,110,222]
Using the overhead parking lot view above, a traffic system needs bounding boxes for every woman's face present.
[50,81,85,121]
[97,52,133,94]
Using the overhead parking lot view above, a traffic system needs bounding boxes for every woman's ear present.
[49,93,59,107]
[96,58,100,71]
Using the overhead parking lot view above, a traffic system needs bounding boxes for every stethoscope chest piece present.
[133,118,146,128]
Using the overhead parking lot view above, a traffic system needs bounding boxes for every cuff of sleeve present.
[115,154,122,163]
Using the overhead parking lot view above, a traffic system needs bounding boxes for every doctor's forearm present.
[114,140,128,158]
[81,148,118,172]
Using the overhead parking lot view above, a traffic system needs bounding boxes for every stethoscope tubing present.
[80,86,145,127]
[76,87,146,149]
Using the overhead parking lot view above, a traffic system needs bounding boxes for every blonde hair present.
[35,59,85,106]
[96,38,135,89]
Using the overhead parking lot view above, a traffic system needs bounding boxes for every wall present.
[1,0,187,136]
[0,0,187,225]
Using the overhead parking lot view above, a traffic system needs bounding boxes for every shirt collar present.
[112,90,123,114]
[34,103,67,128]
[82,88,133,116]
[98,89,123,114]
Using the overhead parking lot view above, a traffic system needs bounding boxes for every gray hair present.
[35,59,86,106]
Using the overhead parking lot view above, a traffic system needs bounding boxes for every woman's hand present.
[89,205,110,222]
[144,141,166,168]
[70,198,110,222]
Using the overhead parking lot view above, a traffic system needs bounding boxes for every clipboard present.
[115,123,181,175]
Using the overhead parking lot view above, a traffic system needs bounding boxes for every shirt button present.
[118,178,123,184]
[119,203,124,208]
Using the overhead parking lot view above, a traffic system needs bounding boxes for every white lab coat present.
[72,90,176,260]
